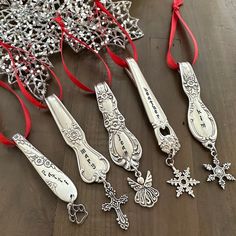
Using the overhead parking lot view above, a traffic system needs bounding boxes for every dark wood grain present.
[0,0,236,235]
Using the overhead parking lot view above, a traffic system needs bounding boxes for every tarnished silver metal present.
[95,82,159,207]
[0,0,143,100]
[127,171,159,207]
[125,57,181,156]
[179,62,235,189]
[167,166,200,198]
[12,133,88,224]
[45,94,129,230]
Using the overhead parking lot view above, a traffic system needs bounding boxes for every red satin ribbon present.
[53,15,112,94]
[0,80,31,146]
[95,0,138,68]
[166,0,199,70]
[0,41,63,109]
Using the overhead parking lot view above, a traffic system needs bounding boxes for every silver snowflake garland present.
[167,167,200,198]
[0,0,143,100]
[203,157,235,189]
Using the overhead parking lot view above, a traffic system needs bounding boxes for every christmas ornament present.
[95,82,159,207]
[46,94,129,230]
[166,0,235,189]
[0,0,143,100]
[0,80,88,225]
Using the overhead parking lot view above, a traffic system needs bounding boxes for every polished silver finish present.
[95,82,142,171]
[67,202,88,224]
[45,94,110,184]
[204,157,235,189]
[179,62,235,189]
[12,133,88,224]
[0,0,143,100]
[102,180,129,230]
[127,170,159,207]
[46,94,129,230]
[95,82,159,207]
[167,166,200,198]
[203,146,235,189]
[179,62,217,149]
[125,57,181,156]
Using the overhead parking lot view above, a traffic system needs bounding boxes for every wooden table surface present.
[0,0,236,235]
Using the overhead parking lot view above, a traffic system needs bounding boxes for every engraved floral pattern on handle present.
[179,62,217,149]
[95,82,142,171]
[46,94,110,184]
[12,133,78,203]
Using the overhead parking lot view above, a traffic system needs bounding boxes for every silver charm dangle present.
[203,145,235,189]
[95,82,159,207]
[179,62,235,189]
[128,170,159,207]
[102,180,129,230]
[165,153,200,198]
[125,58,200,198]
[12,133,88,224]
[45,94,129,230]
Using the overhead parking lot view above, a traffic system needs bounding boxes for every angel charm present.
[124,58,200,198]
[128,171,159,207]
[95,82,159,207]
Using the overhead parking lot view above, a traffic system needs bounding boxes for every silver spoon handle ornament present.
[12,133,88,224]
[95,82,159,208]
[95,82,142,171]
[179,62,217,149]
[45,94,110,184]
[125,57,180,156]
[179,62,235,189]
[45,94,129,230]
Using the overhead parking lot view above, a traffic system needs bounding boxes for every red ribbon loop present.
[0,81,31,146]
[53,15,112,93]
[95,0,138,68]
[167,0,199,70]
[172,0,183,11]
[0,41,63,109]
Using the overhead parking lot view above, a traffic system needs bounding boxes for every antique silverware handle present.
[125,57,180,156]
[12,133,78,203]
[179,62,217,149]
[45,94,110,184]
[95,82,142,172]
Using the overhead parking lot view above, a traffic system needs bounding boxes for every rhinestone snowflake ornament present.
[203,158,235,189]
[167,167,200,198]
[0,0,143,100]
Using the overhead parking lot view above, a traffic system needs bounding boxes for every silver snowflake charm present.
[203,158,235,189]
[167,167,200,198]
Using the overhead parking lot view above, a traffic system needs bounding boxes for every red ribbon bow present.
[167,0,199,70]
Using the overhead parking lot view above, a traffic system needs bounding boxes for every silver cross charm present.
[102,181,129,230]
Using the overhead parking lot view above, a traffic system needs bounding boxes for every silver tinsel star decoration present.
[203,158,235,189]
[167,167,200,198]
[0,0,143,100]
